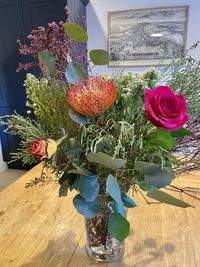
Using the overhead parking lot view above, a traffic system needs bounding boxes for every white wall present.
[87,0,200,75]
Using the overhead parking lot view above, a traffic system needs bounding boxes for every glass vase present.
[85,204,125,262]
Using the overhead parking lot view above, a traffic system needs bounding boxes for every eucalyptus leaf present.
[121,192,137,208]
[59,172,79,191]
[147,190,193,208]
[38,50,56,77]
[67,165,91,176]
[78,175,100,202]
[59,180,69,197]
[116,203,126,217]
[170,128,192,138]
[66,138,82,158]
[73,194,101,218]
[108,212,130,242]
[148,128,177,150]
[145,167,175,188]
[89,49,110,65]
[138,182,157,191]
[68,108,91,125]
[64,22,88,42]
[106,174,125,216]
[65,62,87,84]
[135,161,175,188]
[135,161,158,173]
[87,152,127,170]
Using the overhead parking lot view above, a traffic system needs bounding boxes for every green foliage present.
[65,63,87,84]
[68,108,91,125]
[0,113,48,165]
[38,50,56,77]
[87,152,127,170]
[135,161,175,188]
[121,192,137,208]
[67,164,91,175]
[80,73,177,185]
[142,67,160,88]
[66,138,83,158]
[108,212,130,242]
[89,49,110,65]
[170,128,192,138]
[160,42,200,118]
[148,128,177,150]
[64,22,88,42]
[73,194,101,218]
[106,174,124,208]
[25,74,77,138]
[138,182,157,191]
[78,175,100,202]
[59,180,69,197]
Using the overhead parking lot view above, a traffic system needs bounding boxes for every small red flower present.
[30,139,48,160]
[67,77,117,117]
[29,139,57,160]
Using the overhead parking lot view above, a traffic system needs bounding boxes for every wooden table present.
[0,165,200,267]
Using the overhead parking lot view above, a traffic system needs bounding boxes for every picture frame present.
[108,6,189,67]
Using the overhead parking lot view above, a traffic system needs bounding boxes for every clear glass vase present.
[85,204,125,262]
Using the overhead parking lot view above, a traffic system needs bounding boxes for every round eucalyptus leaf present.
[73,194,101,218]
[64,22,88,42]
[65,63,87,84]
[89,49,110,65]
[38,50,56,77]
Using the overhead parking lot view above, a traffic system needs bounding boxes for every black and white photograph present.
[108,6,189,66]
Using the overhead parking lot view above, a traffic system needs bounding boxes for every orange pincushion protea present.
[67,77,117,117]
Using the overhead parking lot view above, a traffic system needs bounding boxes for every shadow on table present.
[19,230,81,267]
[122,233,177,267]
[19,230,176,267]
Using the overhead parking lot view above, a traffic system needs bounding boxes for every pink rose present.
[145,86,189,131]
[30,139,48,160]
[29,139,57,160]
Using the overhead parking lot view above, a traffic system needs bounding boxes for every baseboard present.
[0,161,8,173]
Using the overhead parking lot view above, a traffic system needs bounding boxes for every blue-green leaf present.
[66,138,82,158]
[38,50,56,77]
[73,194,101,218]
[121,192,137,208]
[138,182,157,191]
[108,212,130,242]
[135,161,175,188]
[106,174,124,208]
[67,164,91,176]
[64,22,88,42]
[116,203,126,217]
[148,128,177,150]
[65,63,87,84]
[87,152,127,170]
[78,175,100,202]
[147,190,193,208]
[68,108,91,125]
[89,49,110,65]
[170,128,192,138]
[59,180,69,197]
[145,167,175,188]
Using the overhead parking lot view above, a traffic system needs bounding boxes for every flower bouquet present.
[1,7,200,262]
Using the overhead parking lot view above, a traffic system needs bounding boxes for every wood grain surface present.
[0,164,200,267]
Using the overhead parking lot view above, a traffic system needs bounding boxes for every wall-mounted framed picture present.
[108,6,189,67]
